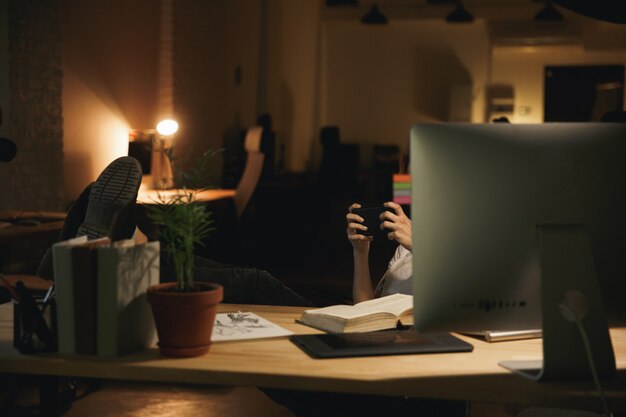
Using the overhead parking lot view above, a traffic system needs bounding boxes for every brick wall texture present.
[0,0,65,211]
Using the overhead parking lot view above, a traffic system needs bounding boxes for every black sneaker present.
[76,156,142,240]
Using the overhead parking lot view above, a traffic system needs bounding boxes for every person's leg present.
[76,156,142,240]
[36,182,94,280]
[159,254,314,307]
[37,156,143,280]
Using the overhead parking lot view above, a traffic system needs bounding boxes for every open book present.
[297,293,413,333]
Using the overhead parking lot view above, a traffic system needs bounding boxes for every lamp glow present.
[156,119,179,136]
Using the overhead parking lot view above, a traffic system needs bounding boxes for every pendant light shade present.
[535,1,563,21]
[446,1,474,23]
[361,4,388,24]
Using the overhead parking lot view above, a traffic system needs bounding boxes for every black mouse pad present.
[290,329,473,359]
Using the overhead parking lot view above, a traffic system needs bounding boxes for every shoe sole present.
[77,156,142,239]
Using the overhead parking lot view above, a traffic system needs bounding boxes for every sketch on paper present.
[212,311,293,341]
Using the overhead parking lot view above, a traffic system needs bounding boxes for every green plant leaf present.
[146,147,221,290]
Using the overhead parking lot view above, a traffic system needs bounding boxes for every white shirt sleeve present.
[375,246,413,297]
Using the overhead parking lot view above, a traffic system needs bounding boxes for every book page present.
[303,293,413,320]
[97,241,159,356]
[212,311,293,342]
[352,293,413,317]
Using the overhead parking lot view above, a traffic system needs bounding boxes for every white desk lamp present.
[153,119,178,190]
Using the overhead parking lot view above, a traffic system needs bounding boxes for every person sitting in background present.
[262,200,467,417]
[346,201,412,303]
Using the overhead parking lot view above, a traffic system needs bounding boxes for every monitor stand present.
[499,224,616,381]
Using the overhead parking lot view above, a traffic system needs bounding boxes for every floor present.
[65,382,295,417]
[1,375,528,417]
[0,377,296,417]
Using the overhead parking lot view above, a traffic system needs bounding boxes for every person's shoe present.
[36,182,94,280]
[76,156,142,240]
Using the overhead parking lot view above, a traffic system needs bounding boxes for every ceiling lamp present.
[446,1,474,23]
[361,4,388,24]
[535,1,563,21]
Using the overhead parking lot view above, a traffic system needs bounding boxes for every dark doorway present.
[544,65,624,122]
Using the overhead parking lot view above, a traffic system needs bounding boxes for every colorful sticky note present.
[392,174,411,205]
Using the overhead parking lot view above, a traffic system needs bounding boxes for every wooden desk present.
[137,189,235,205]
[1,303,625,413]
[0,211,66,274]
[0,211,65,243]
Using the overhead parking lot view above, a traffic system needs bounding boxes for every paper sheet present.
[212,311,293,342]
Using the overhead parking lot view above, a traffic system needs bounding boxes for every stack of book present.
[52,237,159,356]
[392,174,411,205]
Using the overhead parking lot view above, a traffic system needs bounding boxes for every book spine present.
[52,245,75,354]
[96,247,120,356]
[72,246,98,355]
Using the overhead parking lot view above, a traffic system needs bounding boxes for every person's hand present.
[380,202,412,251]
[346,203,372,254]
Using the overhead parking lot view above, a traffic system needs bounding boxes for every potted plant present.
[145,148,224,357]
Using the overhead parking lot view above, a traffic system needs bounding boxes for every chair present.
[197,126,266,264]
[233,126,265,219]
[257,113,276,180]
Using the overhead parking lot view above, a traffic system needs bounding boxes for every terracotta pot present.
[147,282,223,357]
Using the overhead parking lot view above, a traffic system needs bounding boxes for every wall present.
[222,0,262,134]
[171,0,230,162]
[0,0,65,211]
[0,0,8,139]
[320,19,489,167]
[62,0,160,201]
[264,0,321,172]
[491,44,626,123]
[0,0,262,206]
[199,0,322,175]
[168,0,266,178]
[61,0,266,199]
[9,1,626,210]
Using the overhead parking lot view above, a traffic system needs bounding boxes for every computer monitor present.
[410,123,626,381]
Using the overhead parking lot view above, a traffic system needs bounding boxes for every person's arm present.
[346,203,375,303]
[352,248,374,303]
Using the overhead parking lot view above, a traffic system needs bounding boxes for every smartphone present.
[352,206,392,236]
